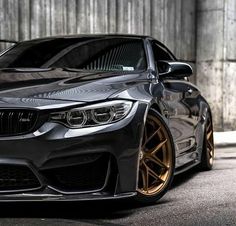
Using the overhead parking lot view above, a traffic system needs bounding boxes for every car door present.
[150,41,200,167]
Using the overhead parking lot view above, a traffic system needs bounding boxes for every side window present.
[152,42,174,73]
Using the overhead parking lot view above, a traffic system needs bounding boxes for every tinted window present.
[0,38,147,72]
[152,43,174,62]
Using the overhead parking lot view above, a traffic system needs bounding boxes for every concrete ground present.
[0,147,235,225]
[214,131,236,147]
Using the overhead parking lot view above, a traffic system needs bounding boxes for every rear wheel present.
[199,114,214,170]
[135,109,175,204]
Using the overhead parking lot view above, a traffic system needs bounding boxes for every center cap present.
[139,151,144,160]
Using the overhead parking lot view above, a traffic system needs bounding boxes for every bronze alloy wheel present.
[206,116,214,166]
[137,111,174,201]
[199,115,214,171]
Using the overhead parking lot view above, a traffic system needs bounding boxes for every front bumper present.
[0,101,146,201]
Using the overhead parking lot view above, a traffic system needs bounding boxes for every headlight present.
[67,110,87,127]
[91,107,115,124]
[50,100,133,128]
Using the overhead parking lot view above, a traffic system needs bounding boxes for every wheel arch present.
[150,103,162,114]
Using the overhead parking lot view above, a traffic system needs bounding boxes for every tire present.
[199,114,214,171]
[134,108,175,204]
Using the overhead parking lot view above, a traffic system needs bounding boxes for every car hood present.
[0,68,146,108]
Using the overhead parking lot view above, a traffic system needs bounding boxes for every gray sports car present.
[0,35,214,204]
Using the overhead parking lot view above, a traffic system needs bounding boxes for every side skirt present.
[174,160,200,176]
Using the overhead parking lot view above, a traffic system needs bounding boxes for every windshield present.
[0,37,147,72]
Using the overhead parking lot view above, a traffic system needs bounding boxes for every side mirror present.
[157,61,193,78]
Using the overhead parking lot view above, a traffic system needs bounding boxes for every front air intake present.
[41,153,110,193]
[0,164,41,192]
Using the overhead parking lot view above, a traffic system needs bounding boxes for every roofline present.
[16,34,169,49]
[17,34,153,43]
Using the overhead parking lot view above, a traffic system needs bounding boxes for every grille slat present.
[0,109,38,136]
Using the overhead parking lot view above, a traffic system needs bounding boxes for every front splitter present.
[0,191,137,202]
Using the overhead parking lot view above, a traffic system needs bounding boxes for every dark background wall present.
[0,0,235,131]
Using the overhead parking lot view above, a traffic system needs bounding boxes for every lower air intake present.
[42,153,110,193]
[0,164,41,192]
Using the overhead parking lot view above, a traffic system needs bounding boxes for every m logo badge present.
[19,118,31,122]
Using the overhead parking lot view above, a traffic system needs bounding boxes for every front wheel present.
[135,109,175,204]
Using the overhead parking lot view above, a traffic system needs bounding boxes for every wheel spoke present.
[210,150,214,158]
[140,164,148,192]
[143,162,164,184]
[209,150,213,158]
[207,123,211,133]
[207,148,213,158]
[142,161,150,193]
[207,130,213,140]
[147,154,169,170]
[142,127,160,148]
[151,139,167,155]
[207,139,214,150]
